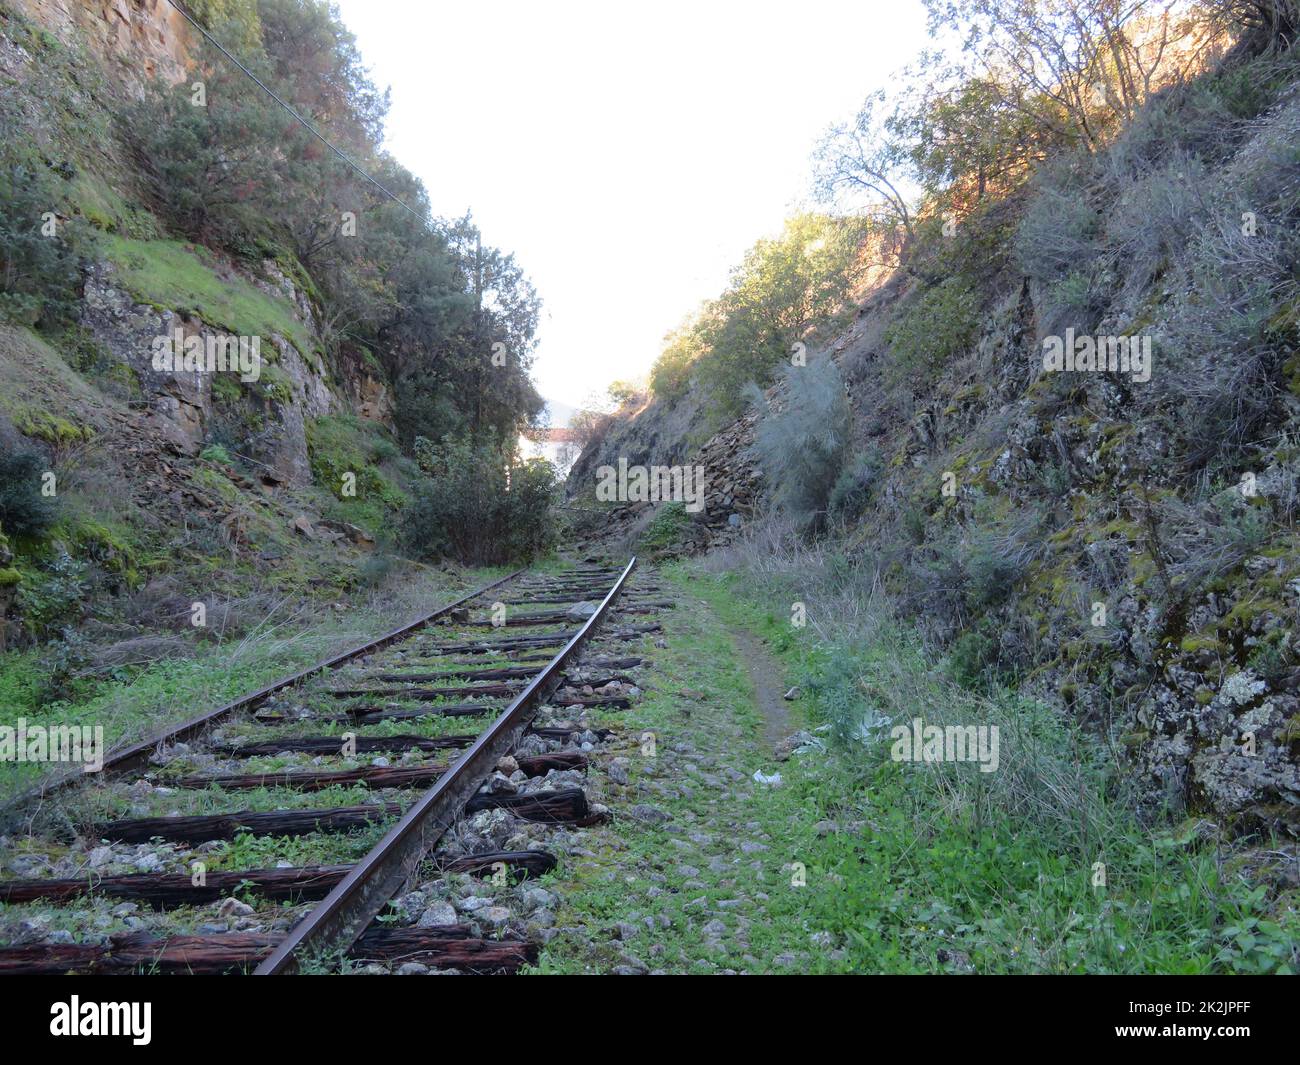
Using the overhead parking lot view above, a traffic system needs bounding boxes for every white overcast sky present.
[332,0,931,417]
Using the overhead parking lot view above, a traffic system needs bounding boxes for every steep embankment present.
[572,54,1300,835]
[0,1,418,662]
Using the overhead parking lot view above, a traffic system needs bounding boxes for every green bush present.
[649,321,706,404]
[305,415,403,505]
[802,652,889,748]
[0,21,96,329]
[16,550,87,640]
[650,214,867,412]
[356,550,398,589]
[199,443,233,465]
[403,436,556,564]
[185,0,262,51]
[883,276,980,373]
[129,67,285,252]
[0,448,57,538]
[642,502,692,550]
[946,619,1011,692]
[0,154,86,327]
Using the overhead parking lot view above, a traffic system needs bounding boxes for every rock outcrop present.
[79,259,341,486]
[11,0,194,87]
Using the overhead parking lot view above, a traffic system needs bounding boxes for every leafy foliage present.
[882,276,981,373]
[0,448,57,538]
[16,550,87,640]
[649,214,867,414]
[304,414,405,509]
[0,86,88,328]
[642,502,692,550]
[127,1,543,445]
[828,447,883,523]
[402,436,556,564]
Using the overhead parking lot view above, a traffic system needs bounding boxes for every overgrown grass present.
[100,233,315,357]
[0,563,504,806]
[680,539,1299,973]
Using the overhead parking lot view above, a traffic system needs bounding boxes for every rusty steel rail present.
[254,556,638,975]
[0,569,523,825]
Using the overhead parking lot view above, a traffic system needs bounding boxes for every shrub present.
[882,276,980,374]
[1015,159,1103,286]
[828,447,883,523]
[0,447,57,538]
[185,0,262,51]
[403,436,556,564]
[749,357,851,525]
[642,502,692,550]
[802,652,890,748]
[199,443,232,465]
[356,550,398,589]
[946,619,1011,693]
[305,415,403,505]
[1158,490,1272,597]
[0,151,86,327]
[1155,202,1297,469]
[1101,152,1212,305]
[650,214,867,412]
[16,550,87,639]
[962,511,1041,611]
[1041,271,1105,336]
[129,68,285,252]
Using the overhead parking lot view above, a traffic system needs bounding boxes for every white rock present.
[417,901,459,927]
[216,897,255,918]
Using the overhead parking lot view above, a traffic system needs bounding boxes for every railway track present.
[0,558,664,975]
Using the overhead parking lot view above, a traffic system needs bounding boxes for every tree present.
[1199,0,1300,55]
[132,1,546,455]
[889,60,1058,202]
[570,407,614,450]
[924,0,1209,153]
[131,62,290,250]
[677,214,868,413]
[813,90,919,243]
[607,379,646,407]
[649,310,716,402]
[258,0,389,152]
[649,215,868,412]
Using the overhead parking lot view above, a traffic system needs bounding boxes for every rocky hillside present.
[1,3,395,550]
[570,36,1300,835]
[0,0,546,682]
